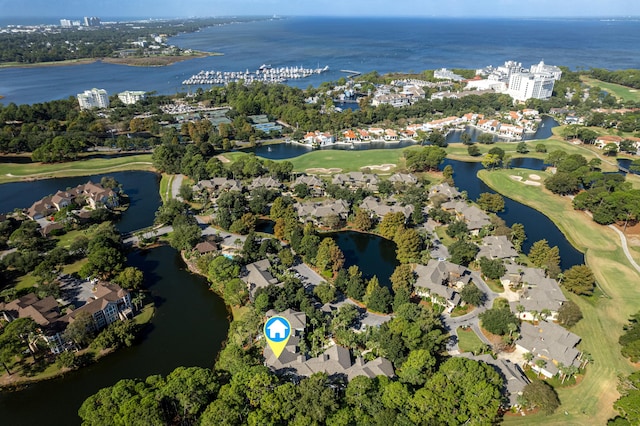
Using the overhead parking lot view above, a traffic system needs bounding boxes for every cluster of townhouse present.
[0,280,133,354]
[592,134,640,153]
[26,181,119,230]
[262,309,394,381]
[370,78,453,108]
[213,169,581,406]
[297,108,541,147]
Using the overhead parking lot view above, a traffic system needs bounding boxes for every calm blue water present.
[0,171,161,233]
[1,17,639,105]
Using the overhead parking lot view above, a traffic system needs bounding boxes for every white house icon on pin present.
[266,318,289,340]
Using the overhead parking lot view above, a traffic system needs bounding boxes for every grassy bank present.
[479,168,640,425]
[0,154,154,184]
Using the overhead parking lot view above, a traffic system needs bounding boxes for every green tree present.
[448,240,479,266]
[516,142,529,153]
[535,143,547,153]
[510,223,526,252]
[114,266,144,290]
[315,238,345,273]
[394,227,422,263]
[64,311,95,348]
[467,144,481,156]
[481,153,502,170]
[521,380,560,415]
[397,349,437,386]
[478,257,507,280]
[528,239,560,277]
[479,307,519,336]
[207,255,240,289]
[314,282,337,304]
[619,312,640,362]
[557,300,583,327]
[446,219,469,239]
[476,192,505,212]
[562,264,596,295]
[390,264,416,293]
[379,212,406,239]
[613,371,640,425]
[353,209,373,231]
[460,283,485,306]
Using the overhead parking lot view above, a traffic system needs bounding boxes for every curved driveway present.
[442,271,499,352]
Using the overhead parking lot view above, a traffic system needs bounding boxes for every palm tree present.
[534,359,547,378]
[516,304,525,319]
[579,351,593,369]
[523,351,534,367]
[540,309,552,321]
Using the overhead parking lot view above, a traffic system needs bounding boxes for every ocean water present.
[1,17,639,105]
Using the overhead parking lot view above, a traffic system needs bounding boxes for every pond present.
[0,171,161,234]
[0,245,230,426]
[443,158,584,270]
[328,231,399,288]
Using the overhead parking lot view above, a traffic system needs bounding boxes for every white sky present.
[2,0,640,18]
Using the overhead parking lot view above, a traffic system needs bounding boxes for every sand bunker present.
[216,154,231,163]
[361,163,396,171]
[306,167,342,174]
[510,174,542,186]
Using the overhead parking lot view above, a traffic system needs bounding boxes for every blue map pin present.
[264,315,291,358]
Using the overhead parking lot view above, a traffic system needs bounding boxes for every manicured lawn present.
[456,327,485,353]
[581,76,640,102]
[159,174,173,203]
[0,154,154,185]
[480,168,640,425]
[227,148,413,173]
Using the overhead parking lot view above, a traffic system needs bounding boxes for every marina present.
[182,64,330,85]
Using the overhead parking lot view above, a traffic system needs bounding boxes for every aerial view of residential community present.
[1,1,640,425]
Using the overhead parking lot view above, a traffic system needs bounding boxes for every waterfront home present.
[429,182,461,200]
[498,124,525,139]
[516,321,581,379]
[441,200,492,234]
[359,196,414,221]
[367,127,385,139]
[195,240,219,255]
[478,119,500,133]
[501,264,567,321]
[294,199,350,225]
[241,259,281,300]
[477,236,518,261]
[425,116,460,131]
[26,181,119,220]
[342,130,359,142]
[303,131,335,147]
[357,129,371,141]
[62,282,133,332]
[384,129,399,141]
[1,281,133,354]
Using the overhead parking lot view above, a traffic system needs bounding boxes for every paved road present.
[171,174,184,201]
[609,224,640,274]
[441,271,499,352]
[123,225,173,245]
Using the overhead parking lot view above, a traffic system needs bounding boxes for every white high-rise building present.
[530,60,563,80]
[507,72,556,101]
[60,19,72,28]
[77,88,109,110]
[117,90,146,105]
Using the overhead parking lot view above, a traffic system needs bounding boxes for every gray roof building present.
[516,321,581,378]
[241,259,280,299]
[477,235,518,260]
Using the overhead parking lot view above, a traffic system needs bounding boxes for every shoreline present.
[0,51,219,70]
[0,301,156,391]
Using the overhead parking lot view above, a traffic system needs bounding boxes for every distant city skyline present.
[1,0,640,20]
